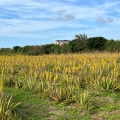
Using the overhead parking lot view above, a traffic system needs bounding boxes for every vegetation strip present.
[0,53,120,119]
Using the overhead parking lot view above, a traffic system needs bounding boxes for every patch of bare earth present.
[45,106,66,120]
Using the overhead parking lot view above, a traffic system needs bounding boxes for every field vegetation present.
[0,53,120,119]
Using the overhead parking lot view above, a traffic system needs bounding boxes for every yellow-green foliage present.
[0,79,20,120]
[0,79,3,94]
[0,79,3,117]
[0,53,120,105]
[0,96,20,120]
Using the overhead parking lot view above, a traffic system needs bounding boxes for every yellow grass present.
[0,53,120,100]
[0,80,3,93]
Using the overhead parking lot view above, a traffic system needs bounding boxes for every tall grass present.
[0,53,120,109]
[0,79,20,120]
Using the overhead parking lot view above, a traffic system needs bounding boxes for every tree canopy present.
[0,34,120,55]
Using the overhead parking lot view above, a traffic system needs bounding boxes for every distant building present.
[54,40,70,45]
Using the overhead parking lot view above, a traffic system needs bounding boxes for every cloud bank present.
[0,0,120,47]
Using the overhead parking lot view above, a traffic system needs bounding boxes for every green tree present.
[87,37,107,51]
[0,48,12,55]
[106,40,116,52]
[60,44,68,53]
[21,46,30,54]
[67,40,81,53]
[13,46,21,53]
[75,33,87,41]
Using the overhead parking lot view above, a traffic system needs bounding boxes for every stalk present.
[0,79,3,119]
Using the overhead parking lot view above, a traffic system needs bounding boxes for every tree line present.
[1,34,120,55]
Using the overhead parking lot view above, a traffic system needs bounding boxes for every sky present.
[0,0,120,48]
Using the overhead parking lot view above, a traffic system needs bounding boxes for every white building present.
[54,40,70,45]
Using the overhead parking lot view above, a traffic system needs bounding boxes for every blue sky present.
[0,0,120,48]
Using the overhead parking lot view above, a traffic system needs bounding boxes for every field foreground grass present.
[4,87,120,120]
[0,53,120,119]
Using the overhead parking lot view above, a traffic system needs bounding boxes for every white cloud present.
[98,1,120,10]
[0,0,120,45]
[96,17,115,23]
[0,17,88,38]
[66,0,77,2]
